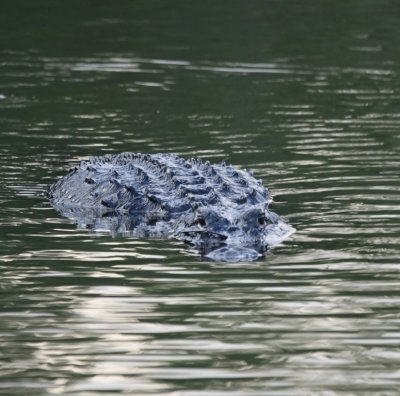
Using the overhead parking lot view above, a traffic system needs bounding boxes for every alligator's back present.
[49,152,269,218]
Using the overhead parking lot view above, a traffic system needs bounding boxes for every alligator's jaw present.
[205,246,262,262]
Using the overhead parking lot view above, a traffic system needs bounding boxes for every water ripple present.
[1,19,400,395]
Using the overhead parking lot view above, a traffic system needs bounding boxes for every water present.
[1,1,400,394]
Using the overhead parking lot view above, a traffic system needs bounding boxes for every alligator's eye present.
[196,217,206,227]
[258,215,267,226]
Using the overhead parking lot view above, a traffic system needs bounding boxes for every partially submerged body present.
[48,153,294,261]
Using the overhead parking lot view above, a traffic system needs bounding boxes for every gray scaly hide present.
[48,153,294,261]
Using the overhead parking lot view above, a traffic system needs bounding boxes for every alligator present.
[47,153,294,261]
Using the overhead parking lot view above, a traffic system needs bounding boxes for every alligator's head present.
[176,205,294,262]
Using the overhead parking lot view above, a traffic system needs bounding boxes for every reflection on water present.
[1,0,400,395]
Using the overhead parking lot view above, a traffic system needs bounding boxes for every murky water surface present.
[1,1,400,394]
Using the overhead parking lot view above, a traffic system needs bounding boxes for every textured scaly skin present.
[48,153,293,261]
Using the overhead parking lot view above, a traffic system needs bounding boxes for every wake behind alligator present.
[48,153,294,261]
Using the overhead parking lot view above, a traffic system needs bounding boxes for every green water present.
[1,1,400,395]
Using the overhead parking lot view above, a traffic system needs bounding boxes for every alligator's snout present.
[177,206,295,261]
[175,205,280,261]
